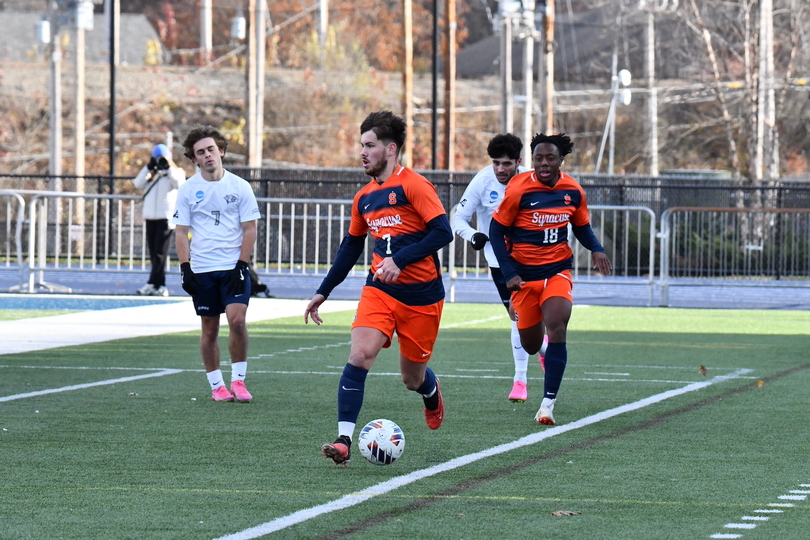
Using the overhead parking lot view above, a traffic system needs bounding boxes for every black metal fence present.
[2,170,809,217]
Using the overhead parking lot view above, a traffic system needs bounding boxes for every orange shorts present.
[352,286,444,363]
[511,271,573,330]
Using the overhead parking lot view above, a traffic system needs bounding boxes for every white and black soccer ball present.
[357,418,405,466]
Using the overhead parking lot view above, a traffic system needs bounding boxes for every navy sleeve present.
[391,214,453,270]
[571,223,605,253]
[489,219,519,282]
[316,233,367,299]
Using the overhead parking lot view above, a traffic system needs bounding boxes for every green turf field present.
[0,309,74,321]
[1,304,808,539]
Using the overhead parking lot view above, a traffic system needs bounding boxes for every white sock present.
[206,369,225,390]
[231,361,247,382]
[511,321,529,383]
[338,421,356,441]
[540,334,549,355]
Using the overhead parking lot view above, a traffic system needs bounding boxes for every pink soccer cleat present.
[229,380,252,402]
[211,385,235,402]
[508,381,527,403]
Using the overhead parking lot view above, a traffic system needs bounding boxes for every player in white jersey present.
[451,134,547,403]
[173,126,261,403]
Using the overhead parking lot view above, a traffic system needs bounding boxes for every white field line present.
[213,368,752,540]
[0,369,183,402]
[0,364,710,386]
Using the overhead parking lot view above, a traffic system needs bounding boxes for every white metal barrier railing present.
[448,205,657,306]
[0,190,26,289]
[251,197,448,280]
[22,191,147,292]
[10,190,810,305]
[6,192,416,292]
[658,207,810,305]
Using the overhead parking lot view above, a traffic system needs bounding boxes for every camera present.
[148,156,170,171]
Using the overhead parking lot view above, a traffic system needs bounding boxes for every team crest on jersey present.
[564,194,572,205]
[388,192,397,205]
[489,190,499,202]
[224,194,238,204]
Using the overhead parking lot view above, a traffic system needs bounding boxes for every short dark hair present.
[487,133,523,160]
[360,110,407,154]
[530,133,574,159]
[182,125,228,161]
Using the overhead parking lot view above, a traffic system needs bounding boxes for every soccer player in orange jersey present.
[451,133,548,404]
[304,111,453,466]
[489,133,612,426]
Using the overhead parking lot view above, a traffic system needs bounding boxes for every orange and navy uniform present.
[490,170,595,282]
[350,167,448,305]
[316,166,451,307]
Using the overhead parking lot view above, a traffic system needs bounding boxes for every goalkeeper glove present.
[180,262,198,296]
[470,232,489,251]
[225,260,250,296]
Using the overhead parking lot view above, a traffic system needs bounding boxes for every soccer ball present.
[357,419,405,466]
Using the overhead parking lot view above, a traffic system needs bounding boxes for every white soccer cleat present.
[535,397,556,425]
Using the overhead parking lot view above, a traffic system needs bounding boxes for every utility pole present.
[541,0,555,133]
[246,0,266,167]
[106,0,118,181]
[200,0,212,64]
[640,0,678,175]
[443,0,456,170]
[402,0,414,168]
[645,8,658,176]
[755,0,777,181]
[499,11,513,134]
[48,2,63,181]
[520,1,536,165]
[74,1,94,181]
[318,0,328,65]
[431,0,439,169]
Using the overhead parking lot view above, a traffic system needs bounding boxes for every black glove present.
[180,262,198,296]
[470,232,489,250]
[156,156,170,170]
[225,260,250,296]
[147,157,158,171]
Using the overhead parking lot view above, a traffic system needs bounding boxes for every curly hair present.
[529,133,574,159]
[486,133,523,160]
[360,110,407,154]
[182,125,228,161]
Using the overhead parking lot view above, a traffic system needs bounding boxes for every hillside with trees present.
[0,0,808,182]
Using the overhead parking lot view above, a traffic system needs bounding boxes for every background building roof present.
[0,12,160,66]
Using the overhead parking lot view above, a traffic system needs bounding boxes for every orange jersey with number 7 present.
[349,166,447,305]
[491,170,591,281]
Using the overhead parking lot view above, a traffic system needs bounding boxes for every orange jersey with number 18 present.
[491,170,591,281]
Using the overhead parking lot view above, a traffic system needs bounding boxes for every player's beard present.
[363,155,387,179]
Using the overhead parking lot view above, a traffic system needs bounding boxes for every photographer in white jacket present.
[133,143,186,296]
